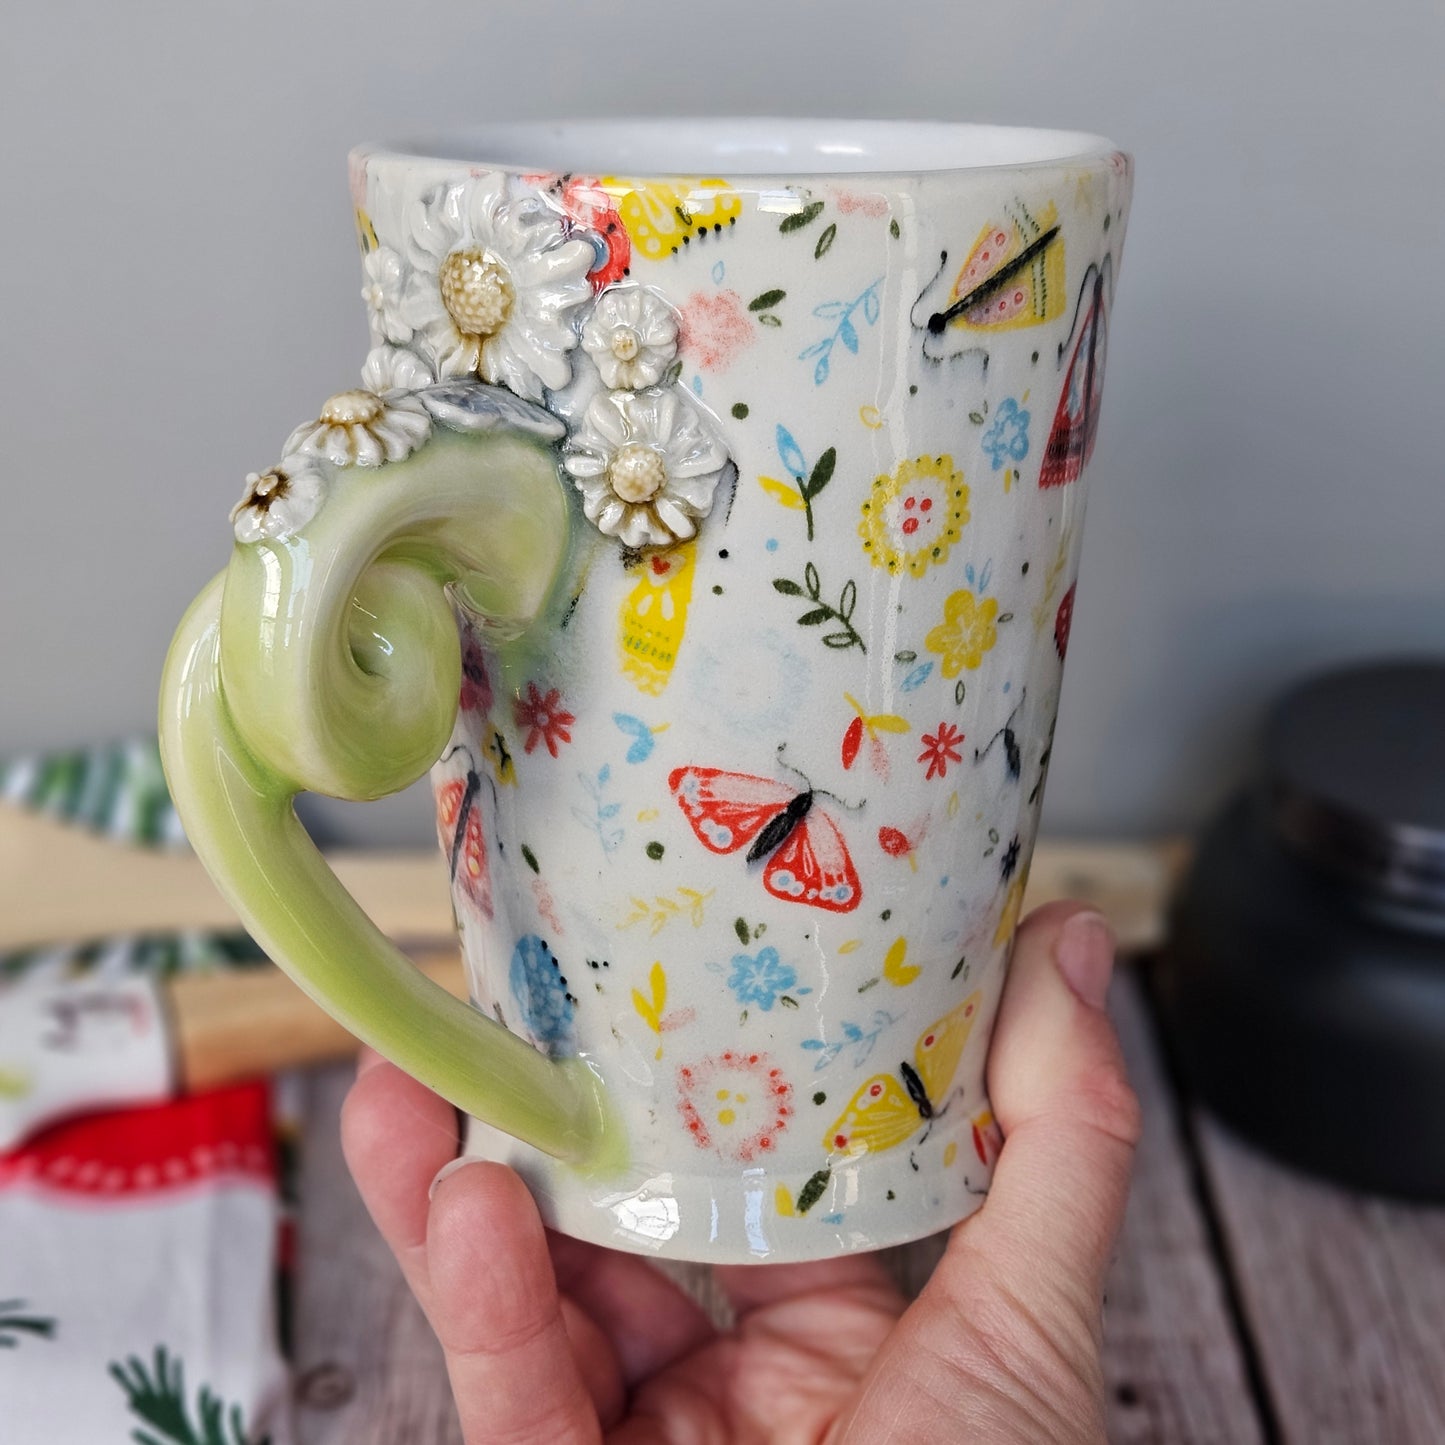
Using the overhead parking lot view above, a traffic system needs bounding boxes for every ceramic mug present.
[160,120,1131,1263]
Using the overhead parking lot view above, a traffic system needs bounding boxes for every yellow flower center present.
[438,247,515,338]
[608,444,668,504]
[318,390,384,426]
[610,326,642,361]
[236,468,290,518]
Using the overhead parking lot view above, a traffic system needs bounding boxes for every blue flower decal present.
[509,934,577,1055]
[725,946,798,1011]
[981,397,1031,471]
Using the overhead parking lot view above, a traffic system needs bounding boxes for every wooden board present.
[1102,976,1265,1444]
[1199,1115,1445,1445]
[290,1066,462,1445]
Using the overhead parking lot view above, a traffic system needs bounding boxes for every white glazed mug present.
[161,120,1132,1262]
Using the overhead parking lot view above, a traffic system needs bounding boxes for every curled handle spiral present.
[161,426,618,1169]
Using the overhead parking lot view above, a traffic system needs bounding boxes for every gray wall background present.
[3,1,1441,845]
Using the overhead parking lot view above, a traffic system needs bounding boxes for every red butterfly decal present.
[435,761,492,920]
[668,766,862,914]
[1039,265,1109,490]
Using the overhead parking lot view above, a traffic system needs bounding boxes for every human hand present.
[342,902,1138,1443]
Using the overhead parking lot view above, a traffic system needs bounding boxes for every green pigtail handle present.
[160,425,618,1169]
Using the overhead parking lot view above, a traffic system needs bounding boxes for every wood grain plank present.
[291,1065,462,1445]
[1103,974,1265,1444]
[1199,1114,1445,1445]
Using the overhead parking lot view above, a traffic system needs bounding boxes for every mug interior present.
[372,118,1117,178]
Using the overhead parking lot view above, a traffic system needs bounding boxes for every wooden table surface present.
[285,969,1445,1443]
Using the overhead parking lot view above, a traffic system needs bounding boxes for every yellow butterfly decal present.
[913,199,1064,360]
[824,991,982,1158]
[601,177,744,261]
[944,200,1064,334]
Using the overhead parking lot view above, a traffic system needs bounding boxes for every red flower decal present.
[513,683,575,758]
[918,721,964,781]
[561,177,631,289]
[1054,583,1076,661]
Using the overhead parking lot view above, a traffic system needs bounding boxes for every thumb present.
[944,901,1140,1326]
[836,904,1138,1444]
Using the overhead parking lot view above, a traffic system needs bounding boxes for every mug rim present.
[356,117,1123,181]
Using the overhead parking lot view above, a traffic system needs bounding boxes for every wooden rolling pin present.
[0,801,1189,956]
[2,802,1191,1091]
[170,949,467,1090]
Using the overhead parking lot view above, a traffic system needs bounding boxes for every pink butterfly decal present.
[668,766,862,914]
[435,755,492,920]
[1040,265,1109,490]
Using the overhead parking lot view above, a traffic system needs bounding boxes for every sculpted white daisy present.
[400,174,594,399]
[230,459,327,544]
[581,284,679,389]
[284,364,431,469]
[361,343,435,393]
[360,246,412,345]
[564,388,730,549]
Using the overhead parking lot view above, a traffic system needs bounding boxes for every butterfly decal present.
[601,177,744,261]
[668,766,861,913]
[434,750,492,920]
[912,199,1065,361]
[1040,262,1110,489]
[824,992,981,1157]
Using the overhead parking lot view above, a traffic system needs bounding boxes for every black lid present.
[1266,660,1445,911]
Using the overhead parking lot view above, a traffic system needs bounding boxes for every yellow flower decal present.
[858,455,969,578]
[925,589,999,677]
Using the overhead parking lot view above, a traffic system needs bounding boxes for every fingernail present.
[428,1154,486,1201]
[1055,910,1116,1010]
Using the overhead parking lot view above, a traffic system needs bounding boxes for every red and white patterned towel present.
[0,1083,291,1442]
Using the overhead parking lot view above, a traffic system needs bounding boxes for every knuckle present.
[443,1300,559,1364]
[1071,1058,1143,1152]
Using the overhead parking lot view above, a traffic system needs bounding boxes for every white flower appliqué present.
[284,367,431,468]
[360,246,412,345]
[580,284,679,390]
[563,389,730,549]
[400,174,594,400]
[230,460,327,544]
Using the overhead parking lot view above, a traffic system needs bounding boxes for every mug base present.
[461,1113,997,1265]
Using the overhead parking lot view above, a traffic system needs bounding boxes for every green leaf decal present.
[796,1168,831,1214]
[803,447,836,502]
[779,199,825,233]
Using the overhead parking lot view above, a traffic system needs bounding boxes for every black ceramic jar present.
[1156,660,1445,1200]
